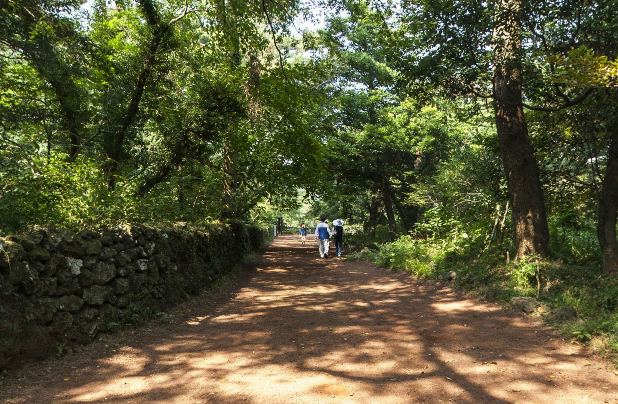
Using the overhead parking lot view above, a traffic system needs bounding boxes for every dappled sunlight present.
[210,313,259,323]
[69,377,154,401]
[431,299,482,312]
[266,267,292,273]
[4,235,616,404]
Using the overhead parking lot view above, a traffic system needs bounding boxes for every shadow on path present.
[2,235,617,404]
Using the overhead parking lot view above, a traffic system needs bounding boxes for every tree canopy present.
[1,0,618,272]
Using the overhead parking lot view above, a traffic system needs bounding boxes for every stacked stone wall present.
[0,223,266,369]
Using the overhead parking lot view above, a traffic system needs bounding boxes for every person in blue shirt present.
[299,223,307,244]
[314,217,332,258]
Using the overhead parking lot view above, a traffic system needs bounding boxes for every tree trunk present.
[381,177,398,241]
[391,186,419,233]
[104,0,169,189]
[366,196,381,240]
[597,95,618,275]
[220,140,238,220]
[492,0,550,259]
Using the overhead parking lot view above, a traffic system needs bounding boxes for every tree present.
[0,0,90,160]
[492,0,550,257]
[396,0,551,258]
[521,0,618,272]
[315,0,406,239]
[597,93,618,274]
[0,0,330,230]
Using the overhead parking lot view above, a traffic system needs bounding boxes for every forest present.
[1,0,617,361]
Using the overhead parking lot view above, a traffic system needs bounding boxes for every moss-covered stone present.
[83,285,112,305]
[91,261,116,285]
[0,223,266,369]
[57,295,84,313]
[112,278,130,295]
[29,246,51,262]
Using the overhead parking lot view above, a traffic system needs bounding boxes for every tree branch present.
[521,87,596,112]
[261,0,291,84]
[137,134,190,197]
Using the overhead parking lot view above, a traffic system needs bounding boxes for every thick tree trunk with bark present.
[492,0,550,259]
[597,100,618,275]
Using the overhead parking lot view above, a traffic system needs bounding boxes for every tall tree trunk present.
[366,196,381,240]
[381,177,398,241]
[215,1,245,220]
[492,0,550,259]
[391,185,419,233]
[597,95,618,275]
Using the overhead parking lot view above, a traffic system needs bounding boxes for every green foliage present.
[0,0,330,232]
[547,46,618,87]
[508,259,540,293]
[373,235,433,277]
[56,342,69,359]
[0,153,137,233]
[550,225,601,264]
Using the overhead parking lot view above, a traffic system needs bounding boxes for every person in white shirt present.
[314,217,332,258]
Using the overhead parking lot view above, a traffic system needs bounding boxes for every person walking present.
[332,219,344,257]
[314,217,332,258]
[299,223,307,244]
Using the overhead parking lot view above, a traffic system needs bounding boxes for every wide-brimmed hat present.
[333,219,344,226]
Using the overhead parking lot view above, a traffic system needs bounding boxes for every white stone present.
[66,256,83,275]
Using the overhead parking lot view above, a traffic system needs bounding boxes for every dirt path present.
[2,235,617,404]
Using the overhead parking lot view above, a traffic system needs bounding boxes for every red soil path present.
[1,234,617,403]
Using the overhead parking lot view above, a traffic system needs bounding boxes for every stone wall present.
[0,223,266,369]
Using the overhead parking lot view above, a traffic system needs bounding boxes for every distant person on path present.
[314,217,332,258]
[332,219,344,257]
[299,223,307,244]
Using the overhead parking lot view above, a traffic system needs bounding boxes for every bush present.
[374,235,433,276]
